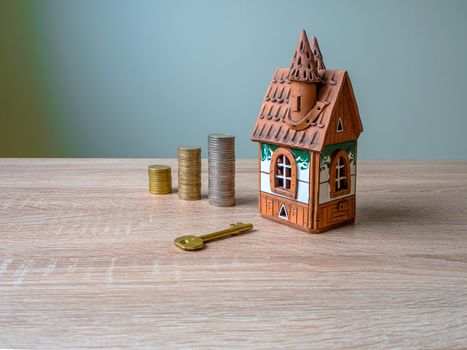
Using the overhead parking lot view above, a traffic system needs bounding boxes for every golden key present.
[174,222,253,251]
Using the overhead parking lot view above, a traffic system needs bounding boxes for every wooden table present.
[1,159,466,349]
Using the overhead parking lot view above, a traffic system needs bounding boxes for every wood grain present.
[1,159,467,349]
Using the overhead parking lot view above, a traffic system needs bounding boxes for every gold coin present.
[148,164,172,195]
[148,164,171,171]
[177,145,202,201]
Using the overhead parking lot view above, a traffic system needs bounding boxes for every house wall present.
[259,192,310,231]
[258,142,357,233]
[318,141,357,204]
[324,74,361,146]
[259,143,312,231]
[316,196,356,231]
[260,143,310,204]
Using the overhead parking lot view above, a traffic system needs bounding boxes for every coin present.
[177,146,202,200]
[208,133,235,207]
[148,164,172,195]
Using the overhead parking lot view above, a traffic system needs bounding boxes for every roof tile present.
[251,68,350,151]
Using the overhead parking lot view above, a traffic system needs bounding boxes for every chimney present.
[286,30,321,123]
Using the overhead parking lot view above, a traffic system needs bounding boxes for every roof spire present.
[311,35,326,78]
[287,30,321,83]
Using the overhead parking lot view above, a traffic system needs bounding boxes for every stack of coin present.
[208,133,235,207]
[177,146,202,200]
[148,165,172,195]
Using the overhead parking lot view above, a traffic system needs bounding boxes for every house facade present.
[251,30,363,233]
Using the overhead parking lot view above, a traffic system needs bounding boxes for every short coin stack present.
[148,165,172,195]
[208,133,235,207]
[177,146,202,200]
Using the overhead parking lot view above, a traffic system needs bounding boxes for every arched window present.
[270,148,297,198]
[330,149,351,198]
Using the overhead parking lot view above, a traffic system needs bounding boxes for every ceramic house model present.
[251,30,363,233]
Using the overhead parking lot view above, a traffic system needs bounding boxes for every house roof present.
[250,68,361,152]
[287,30,321,83]
[311,36,326,77]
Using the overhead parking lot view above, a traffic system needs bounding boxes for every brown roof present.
[311,36,326,78]
[286,30,321,83]
[251,68,361,152]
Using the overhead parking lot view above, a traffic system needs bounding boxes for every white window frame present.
[335,157,347,190]
[275,155,292,189]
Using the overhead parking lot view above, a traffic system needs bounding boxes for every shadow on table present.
[357,203,438,225]
[235,195,258,207]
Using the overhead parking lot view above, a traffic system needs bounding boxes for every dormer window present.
[270,148,297,198]
[292,95,301,112]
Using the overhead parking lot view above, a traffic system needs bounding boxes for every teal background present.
[1,0,466,159]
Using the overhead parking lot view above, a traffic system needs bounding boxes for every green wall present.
[1,0,467,158]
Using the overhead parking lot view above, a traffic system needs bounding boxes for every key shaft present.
[200,222,253,242]
[173,222,253,251]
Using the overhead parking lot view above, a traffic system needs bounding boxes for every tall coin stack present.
[148,165,172,195]
[177,146,202,200]
[208,133,235,207]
